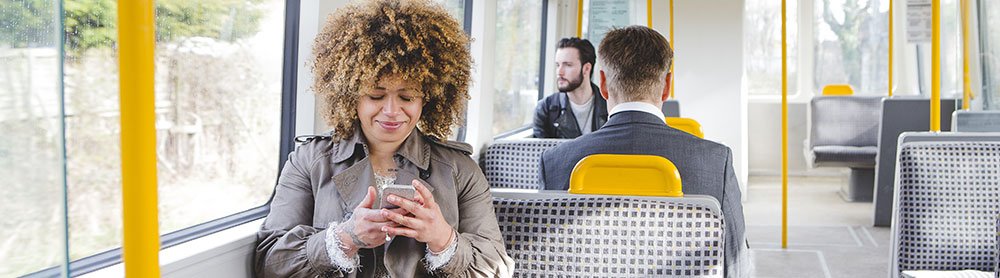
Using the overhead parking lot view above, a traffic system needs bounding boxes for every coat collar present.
[604,110,669,128]
[329,126,431,171]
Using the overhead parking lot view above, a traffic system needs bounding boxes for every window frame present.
[23,0,301,276]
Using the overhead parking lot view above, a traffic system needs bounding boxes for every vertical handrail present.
[931,0,941,131]
[577,0,583,38]
[669,0,675,98]
[780,0,788,249]
[118,0,161,276]
[889,0,894,97]
[962,0,972,110]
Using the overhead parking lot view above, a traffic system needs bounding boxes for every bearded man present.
[531,37,609,139]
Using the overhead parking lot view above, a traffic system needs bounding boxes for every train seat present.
[952,110,1000,132]
[482,138,568,189]
[872,97,958,226]
[568,154,683,197]
[888,132,1000,278]
[666,117,705,138]
[805,94,883,202]
[492,191,726,278]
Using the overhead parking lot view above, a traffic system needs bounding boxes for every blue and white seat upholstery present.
[483,139,567,189]
[492,192,726,277]
[889,139,1000,278]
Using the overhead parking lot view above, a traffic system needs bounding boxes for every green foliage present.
[2,0,264,55]
[0,0,57,47]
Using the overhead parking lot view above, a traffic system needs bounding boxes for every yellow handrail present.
[962,0,972,110]
[889,0,893,97]
[118,0,161,276]
[780,0,788,249]
[669,0,675,98]
[932,0,941,131]
[577,0,583,38]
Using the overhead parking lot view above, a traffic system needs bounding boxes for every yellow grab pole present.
[118,0,161,276]
[669,0,675,98]
[961,0,972,110]
[577,0,583,38]
[889,0,894,97]
[781,0,788,249]
[647,0,653,28]
[931,0,941,131]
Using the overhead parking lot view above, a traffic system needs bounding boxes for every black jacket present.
[531,83,609,138]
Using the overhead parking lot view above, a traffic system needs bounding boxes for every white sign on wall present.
[587,0,630,45]
[906,0,932,43]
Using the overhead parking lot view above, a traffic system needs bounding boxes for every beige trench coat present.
[255,129,513,278]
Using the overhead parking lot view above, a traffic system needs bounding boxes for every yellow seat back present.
[665,117,704,138]
[568,154,683,197]
[822,84,854,95]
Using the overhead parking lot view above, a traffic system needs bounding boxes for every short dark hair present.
[556,37,596,79]
[598,26,673,102]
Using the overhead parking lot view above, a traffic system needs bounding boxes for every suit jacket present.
[539,111,749,278]
[532,83,609,138]
[256,128,513,278]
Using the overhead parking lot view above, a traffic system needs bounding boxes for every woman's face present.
[357,76,424,148]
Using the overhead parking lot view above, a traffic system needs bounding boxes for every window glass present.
[981,0,1000,109]
[492,0,542,135]
[744,0,798,96]
[62,0,285,261]
[813,0,890,95]
[938,0,962,98]
[432,0,465,27]
[0,0,68,276]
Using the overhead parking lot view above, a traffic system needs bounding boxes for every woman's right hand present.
[335,186,404,257]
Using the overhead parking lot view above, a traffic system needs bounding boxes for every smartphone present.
[380,184,416,209]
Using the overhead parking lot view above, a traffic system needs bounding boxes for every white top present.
[568,96,594,135]
[609,101,667,124]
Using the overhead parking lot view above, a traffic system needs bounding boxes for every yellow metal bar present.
[577,0,583,38]
[669,0,675,98]
[961,0,971,110]
[781,0,788,249]
[118,0,161,276]
[647,0,652,27]
[889,0,894,97]
[931,0,941,131]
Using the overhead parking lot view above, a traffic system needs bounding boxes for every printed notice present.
[907,0,932,43]
[587,0,630,45]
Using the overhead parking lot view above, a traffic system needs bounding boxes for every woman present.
[254,0,512,277]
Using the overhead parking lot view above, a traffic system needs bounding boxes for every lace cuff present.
[325,221,361,273]
[424,229,459,271]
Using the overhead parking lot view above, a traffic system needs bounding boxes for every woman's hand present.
[381,180,455,252]
[336,186,405,257]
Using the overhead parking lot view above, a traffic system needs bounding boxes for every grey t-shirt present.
[568,97,594,135]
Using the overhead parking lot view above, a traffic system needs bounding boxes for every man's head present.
[598,26,673,104]
[554,37,596,92]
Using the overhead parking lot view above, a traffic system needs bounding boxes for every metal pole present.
[118,0,161,276]
[931,0,941,131]
[781,0,788,249]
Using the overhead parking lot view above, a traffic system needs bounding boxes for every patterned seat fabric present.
[493,196,725,277]
[483,139,567,189]
[996,216,999,278]
[890,142,1000,277]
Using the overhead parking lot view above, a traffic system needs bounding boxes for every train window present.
[1,0,69,276]
[813,0,891,95]
[744,0,799,96]
[492,0,544,135]
[433,0,466,26]
[981,0,1000,109]
[56,0,285,268]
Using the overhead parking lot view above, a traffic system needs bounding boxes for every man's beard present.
[557,70,585,92]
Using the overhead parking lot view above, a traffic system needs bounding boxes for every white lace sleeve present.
[325,221,361,273]
[424,229,459,271]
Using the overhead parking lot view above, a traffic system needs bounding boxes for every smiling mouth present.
[376,120,405,130]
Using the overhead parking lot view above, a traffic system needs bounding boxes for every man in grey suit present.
[539,25,749,278]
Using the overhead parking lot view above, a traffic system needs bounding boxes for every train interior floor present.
[744,175,890,278]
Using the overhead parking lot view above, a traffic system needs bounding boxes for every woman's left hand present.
[381,179,455,252]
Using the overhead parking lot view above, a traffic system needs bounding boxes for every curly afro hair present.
[311,0,472,141]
